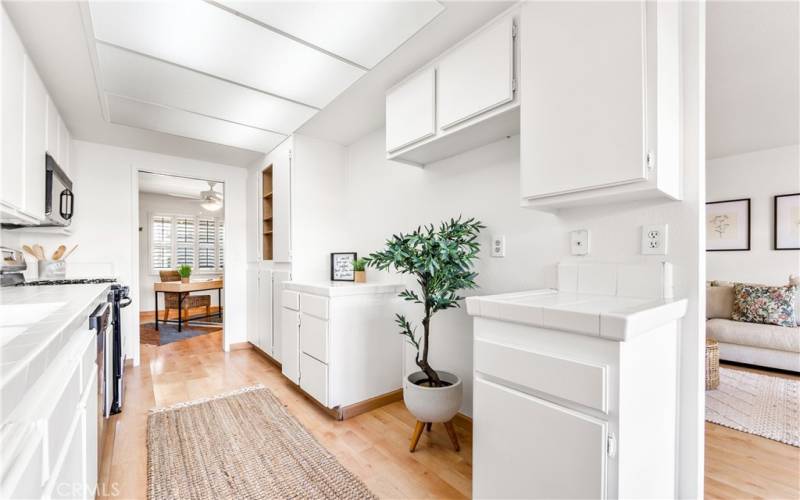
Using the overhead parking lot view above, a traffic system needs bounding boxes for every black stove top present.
[18,278,118,286]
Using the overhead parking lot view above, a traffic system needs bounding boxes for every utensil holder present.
[38,260,66,280]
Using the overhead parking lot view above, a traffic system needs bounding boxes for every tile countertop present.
[283,281,405,297]
[465,289,688,341]
[0,284,111,415]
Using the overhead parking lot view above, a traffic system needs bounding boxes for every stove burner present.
[18,278,117,286]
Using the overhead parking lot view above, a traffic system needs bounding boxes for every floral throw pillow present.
[731,283,797,327]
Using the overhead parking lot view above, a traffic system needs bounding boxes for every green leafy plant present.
[177,264,192,278]
[364,216,484,387]
[353,258,367,272]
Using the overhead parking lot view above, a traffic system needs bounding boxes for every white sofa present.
[706,280,800,372]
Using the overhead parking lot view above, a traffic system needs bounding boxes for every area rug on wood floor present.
[147,385,377,500]
[706,367,799,447]
[140,322,218,346]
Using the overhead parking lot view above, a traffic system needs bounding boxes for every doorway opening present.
[136,171,226,353]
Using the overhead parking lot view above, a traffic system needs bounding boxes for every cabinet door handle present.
[607,433,617,458]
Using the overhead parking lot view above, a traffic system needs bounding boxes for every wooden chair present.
[159,270,211,321]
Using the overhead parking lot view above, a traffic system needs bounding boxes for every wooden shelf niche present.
[262,166,273,260]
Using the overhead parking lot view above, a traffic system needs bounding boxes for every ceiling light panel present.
[88,1,366,108]
[218,1,444,69]
[107,94,287,153]
[96,43,316,134]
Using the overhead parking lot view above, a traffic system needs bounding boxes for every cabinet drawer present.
[282,290,299,311]
[300,353,328,407]
[47,362,81,474]
[475,339,607,413]
[300,313,328,363]
[300,294,328,320]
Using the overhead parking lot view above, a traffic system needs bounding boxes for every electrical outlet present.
[641,224,668,255]
[491,235,506,257]
[570,229,590,256]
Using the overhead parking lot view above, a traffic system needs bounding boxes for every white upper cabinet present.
[271,145,292,263]
[520,1,681,209]
[23,55,47,220]
[385,9,520,166]
[2,7,25,211]
[57,114,71,176]
[45,95,58,158]
[385,67,436,153]
[437,16,514,130]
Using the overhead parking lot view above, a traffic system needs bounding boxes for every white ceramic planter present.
[403,371,463,423]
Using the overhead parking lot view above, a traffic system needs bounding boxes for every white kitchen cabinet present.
[57,116,71,177]
[249,268,291,361]
[520,1,681,209]
[474,379,607,499]
[46,95,58,159]
[467,262,687,499]
[282,282,403,415]
[281,289,300,384]
[271,270,290,361]
[437,16,514,130]
[385,67,436,153]
[23,55,47,220]
[256,268,273,353]
[270,145,291,263]
[385,9,519,166]
[1,6,26,212]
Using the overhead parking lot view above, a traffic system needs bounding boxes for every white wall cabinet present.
[437,16,514,130]
[1,6,26,212]
[281,282,403,414]
[255,268,273,353]
[270,145,291,263]
[385,67,436,153]
[1,5,72,224]
[23,55,47,220]
[520,1,681,210]
[249,268,291,361]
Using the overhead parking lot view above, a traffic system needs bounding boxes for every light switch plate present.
[641,224,668,255]
[491,235,506,257]
[570,229,590,256]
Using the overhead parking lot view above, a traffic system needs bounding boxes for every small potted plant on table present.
[353,258,367,283]
[178,264,192,284]
[365,216,484,453]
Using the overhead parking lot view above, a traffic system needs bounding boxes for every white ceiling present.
[138,172,222,201]
[4,0,445,164]
[707,1,799,159]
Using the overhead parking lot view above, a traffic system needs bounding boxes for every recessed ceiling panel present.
[219,1,444,69]
[88,1,365,108]
[107,94,286,153]
[96,43,316,134]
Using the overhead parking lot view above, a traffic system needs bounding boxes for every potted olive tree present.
[364,216,483,452]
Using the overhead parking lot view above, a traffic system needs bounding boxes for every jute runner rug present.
[147,385,377,499]
[706,367,799,447]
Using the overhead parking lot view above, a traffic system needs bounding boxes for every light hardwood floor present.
[102,328,798,499]
[704,363,800,499]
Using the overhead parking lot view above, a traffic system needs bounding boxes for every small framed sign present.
[330,252,357,281]
[774,193,800,250]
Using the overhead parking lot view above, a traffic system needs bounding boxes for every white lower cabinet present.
[281,282,403,412]
[249,268,291,361]
[475,378,608,499]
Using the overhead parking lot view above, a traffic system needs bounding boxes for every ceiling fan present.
[167,181,223,211]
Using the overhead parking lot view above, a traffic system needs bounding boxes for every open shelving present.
[262,166,273,260]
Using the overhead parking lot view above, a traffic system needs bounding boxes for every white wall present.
[1,140,249,364]
[707,144,800,285]
[137,192,225,312]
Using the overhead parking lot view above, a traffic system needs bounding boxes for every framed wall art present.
[706,198,750,251]
[330,252,357,281]
[774,193,800,250]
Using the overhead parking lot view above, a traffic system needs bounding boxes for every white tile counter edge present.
[283,281,405,297]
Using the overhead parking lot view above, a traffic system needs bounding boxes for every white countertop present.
[465,289,688,341]
[0,284,111,398]
[283,281,405,297]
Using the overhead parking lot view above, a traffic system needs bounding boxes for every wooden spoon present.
[61,244,78,260]
[22,245,39,260]
[33,244,45,260]
[52,245,67,260]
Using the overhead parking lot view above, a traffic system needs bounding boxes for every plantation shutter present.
[175,217,195,266]
[151,215,172,269]
[198,219,216,269]
[217,221,224,269]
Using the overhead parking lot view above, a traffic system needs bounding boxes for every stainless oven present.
[45,153,73,226]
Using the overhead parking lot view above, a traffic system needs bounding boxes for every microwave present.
[45,153,74,226]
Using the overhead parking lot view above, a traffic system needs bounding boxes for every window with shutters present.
[150,214,224,273]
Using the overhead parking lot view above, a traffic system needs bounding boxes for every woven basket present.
[705,338,720,390]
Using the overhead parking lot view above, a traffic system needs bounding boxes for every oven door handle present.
[59,189,74,220]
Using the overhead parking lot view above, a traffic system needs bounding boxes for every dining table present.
[153,278,223,332]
